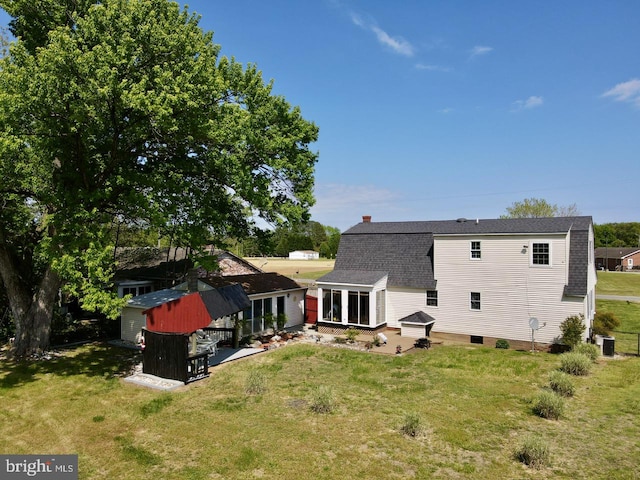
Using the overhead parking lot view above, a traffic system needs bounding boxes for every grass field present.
[244,257,335,280]
[2,260,638,478]
[596,271,640,296]
[1,342,639,479]
[597,299,640,355]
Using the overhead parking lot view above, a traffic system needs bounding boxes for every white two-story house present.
[317,216,596,346]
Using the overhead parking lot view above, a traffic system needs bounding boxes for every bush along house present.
[317,215,597,349]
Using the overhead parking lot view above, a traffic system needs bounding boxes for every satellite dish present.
[529,317,539,330]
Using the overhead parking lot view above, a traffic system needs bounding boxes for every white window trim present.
[530,240,552,267]
[470,241,481,260]
[470,291,481,311]
[426,290,438,308]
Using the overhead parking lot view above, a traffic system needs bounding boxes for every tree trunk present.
[11,266,62,357]
[0,237,61,357]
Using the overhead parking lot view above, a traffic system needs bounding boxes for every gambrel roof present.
[319,216,593,296]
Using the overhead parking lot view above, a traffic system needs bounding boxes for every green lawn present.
[597,299,640,355]
[1,342,639,479]
[595,271,640,355]
[596,271,640,296]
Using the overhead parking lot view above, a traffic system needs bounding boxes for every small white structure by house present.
[121,289,188,343]
[317,216,597,346]
[289,250,319,260]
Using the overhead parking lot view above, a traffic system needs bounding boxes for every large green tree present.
[0,0,318,357]
[501,198,580,218]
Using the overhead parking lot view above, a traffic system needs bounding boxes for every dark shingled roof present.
[344,216,593,236]
[318,270,388,285]
[399,311,436,325]
[319,232,435,289]
[199,284,251,320]
[594,247,640,259]
[322,216,593,296]
[201,272,304,295]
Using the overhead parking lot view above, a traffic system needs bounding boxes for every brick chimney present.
[187,268,199,293]
[362,215,372,223]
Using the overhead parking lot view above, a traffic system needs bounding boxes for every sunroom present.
[316,270,388,332]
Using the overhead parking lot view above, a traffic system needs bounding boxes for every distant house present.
[120,272,306,343]
[594,247,640,271]
[289,250,319,260]
[114,247,262,296]
[317,216,597,347]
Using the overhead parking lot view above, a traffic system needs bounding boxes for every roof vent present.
[456,218,467,223]
[362,215,372,223]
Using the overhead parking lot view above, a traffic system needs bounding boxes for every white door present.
[628,258,634,269]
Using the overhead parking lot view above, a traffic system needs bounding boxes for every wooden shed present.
[141,284,250,383]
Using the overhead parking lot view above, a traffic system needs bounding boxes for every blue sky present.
[3,1,639,231]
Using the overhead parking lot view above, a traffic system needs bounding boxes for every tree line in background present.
[593,223,640,248]
[110,220,342,258]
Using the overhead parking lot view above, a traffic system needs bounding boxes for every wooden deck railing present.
[186,353,209,383]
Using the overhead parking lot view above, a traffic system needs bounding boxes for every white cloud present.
[370,26,415,57]
[438,107,453,114]
[511,95,544,111]
[602,79,640,107]
[348,10,415,57]
[469,45,493,58]
[415,63,451,72]
[349,12,365,28]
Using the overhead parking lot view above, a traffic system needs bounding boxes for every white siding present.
[432,234,587,343]
[317,276,387,327]
[248,290,306,329]
[402,323,428,339]
[284,290,305,327]
[386,288,428,329]
[120,307,146,343]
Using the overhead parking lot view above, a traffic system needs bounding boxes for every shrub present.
[548,370,575,397]
[572,343,599,362]
[309,385,335,414]
[345,328,359,343]
[275,313,288,332]
[532,390,564,420]
[495,339,510,349]
[559,314,586,348]
[514,435,551,469]
[592,311,620,336]
[245,370,267,395]
[400,412,423,437]
[559,351,592,376]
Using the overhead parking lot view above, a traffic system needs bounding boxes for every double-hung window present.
[470,292,481,310]
[470,241,481,259]
[426,290,438,307]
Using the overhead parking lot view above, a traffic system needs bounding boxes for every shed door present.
[305,295,317,324]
